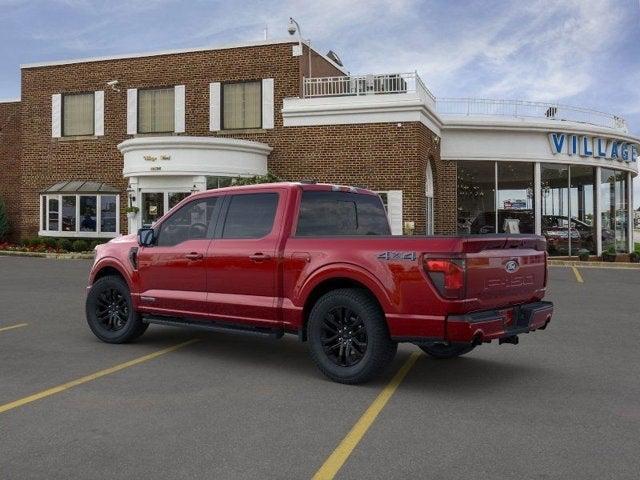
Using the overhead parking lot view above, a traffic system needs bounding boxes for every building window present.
[222,81,261,130]
[457,161,496,234]
[40,194,119,238]
[206,176,234,190]
[138,87,175,133]
[497,162,534,234]
[601,168,629,253]
[63,92,94,136]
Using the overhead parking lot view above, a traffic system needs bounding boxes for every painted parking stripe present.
[571,266,584,283]
[312,351,421,480]
[0,323,28,333]
[0,339,199,415]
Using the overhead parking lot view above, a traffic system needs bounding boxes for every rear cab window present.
[296,191,391,236]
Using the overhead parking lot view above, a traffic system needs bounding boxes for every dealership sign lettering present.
[548,133,638,163]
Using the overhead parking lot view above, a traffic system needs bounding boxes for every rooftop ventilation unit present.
[326,50,343,67]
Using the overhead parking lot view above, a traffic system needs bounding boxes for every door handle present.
[185,252,203,260]
[249,252,272,261]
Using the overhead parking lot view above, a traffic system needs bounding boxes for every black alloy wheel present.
[321,306,368,367]
[307,288,397,384]
[86,275,148,343]
[95,288,129,332]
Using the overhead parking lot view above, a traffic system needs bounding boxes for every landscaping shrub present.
[90,240,103,250]
[58,238,73,252]
[21,238,32,248]
[72,239,89,252]
[42,237,58,249]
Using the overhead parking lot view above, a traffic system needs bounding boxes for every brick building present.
[1,38,639,255]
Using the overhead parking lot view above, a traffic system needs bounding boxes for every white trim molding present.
[262,78,275,129]
[174,85,186,133]
[94,90,104,136]
[282,93,442,135]
[126,88,137,135]
[118,136,271,178]
[209,82,221,132]
[51,94,62,138]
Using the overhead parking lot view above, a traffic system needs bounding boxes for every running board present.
[143,315,284,339]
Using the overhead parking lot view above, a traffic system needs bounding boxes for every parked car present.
[86,183,553,384]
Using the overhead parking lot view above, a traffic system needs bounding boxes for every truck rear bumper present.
[446,301,553,343]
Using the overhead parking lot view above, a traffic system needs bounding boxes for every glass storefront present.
[497,162,534,234]
[457,161,495,234]
[457,160,632,256]
[601,168,629,253]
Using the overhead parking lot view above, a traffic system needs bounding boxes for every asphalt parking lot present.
[1,257,639,479]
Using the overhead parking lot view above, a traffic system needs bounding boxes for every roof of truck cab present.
[190,182,378,198]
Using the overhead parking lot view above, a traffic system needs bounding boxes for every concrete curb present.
[0,250,93,260]
[549,260,640,269]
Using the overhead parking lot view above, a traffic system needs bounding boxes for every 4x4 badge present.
[377,251,416,261]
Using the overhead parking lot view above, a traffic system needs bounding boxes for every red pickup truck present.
[86,182,552,384]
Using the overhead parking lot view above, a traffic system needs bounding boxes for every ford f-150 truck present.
[86,182,553,384]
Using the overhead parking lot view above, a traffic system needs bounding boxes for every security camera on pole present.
[288,17,311,79]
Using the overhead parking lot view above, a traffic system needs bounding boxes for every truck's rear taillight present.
[423,258,466,299]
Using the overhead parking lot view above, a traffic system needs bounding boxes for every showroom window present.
[222,81,261,130]
[601,168,629,253]
[138,87,175,133]
[497,162,534,234]
[457,161,496,234]
[62,92,94,136]
[41,193,119,237]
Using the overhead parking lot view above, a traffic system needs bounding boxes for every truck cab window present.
[222,193,279,239]
[156,197,218,247]
[296,191,391,236]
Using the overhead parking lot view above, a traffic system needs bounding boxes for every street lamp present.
[288,17,312,78]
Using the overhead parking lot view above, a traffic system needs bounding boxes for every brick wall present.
[0,101,21,240]
[17,41,449,238]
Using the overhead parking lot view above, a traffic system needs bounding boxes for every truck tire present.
[307,288,397,384]
[86,275,148,343]
[416,343,475,359]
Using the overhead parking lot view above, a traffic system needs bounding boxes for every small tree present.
[231,172,281,186]
[0,197,9,241]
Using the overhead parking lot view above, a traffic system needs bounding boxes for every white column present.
[628,171,633,253]
[127,177,140,234]
[595,167,602,256]
[534,162,541,236]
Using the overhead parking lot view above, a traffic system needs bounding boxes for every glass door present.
[142,192,165,227]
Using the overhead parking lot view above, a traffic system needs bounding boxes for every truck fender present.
[296,262,397,315]
[90,256,134,291]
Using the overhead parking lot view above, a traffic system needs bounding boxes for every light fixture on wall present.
[190,184,199,195]
[126,185,136,203]
[106,80,120,92]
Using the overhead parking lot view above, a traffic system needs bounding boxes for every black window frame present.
[136,86,176,134]
[221,80,263,131]
[154,195,221,247]
[61,91,95,137]
[216,192,279,240]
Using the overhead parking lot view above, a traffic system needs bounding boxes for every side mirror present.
[138,228,155,247]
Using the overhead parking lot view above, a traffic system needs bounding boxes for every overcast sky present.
[1,0,639,202]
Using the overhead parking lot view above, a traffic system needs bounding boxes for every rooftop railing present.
[436,97,628,132]
[302,72,436,107]
[302,74,628,132]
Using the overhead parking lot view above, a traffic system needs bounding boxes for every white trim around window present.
[376,190,403,235]
[39,193,120,238]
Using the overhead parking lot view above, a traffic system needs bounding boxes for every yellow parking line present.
[0,339,199,415]
[312,351,421,480]
[571,266,584,283]
[0,323,28,333]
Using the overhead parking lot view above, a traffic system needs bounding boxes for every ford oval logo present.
[505,260,519,273]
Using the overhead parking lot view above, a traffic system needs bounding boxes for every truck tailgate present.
[461,236,547,310]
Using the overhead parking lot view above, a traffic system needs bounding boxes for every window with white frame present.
[138,87,175,133]
[40,193,119,237]
[222,81,262,129]
[63,92,95,136]
[376,190,403,235]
